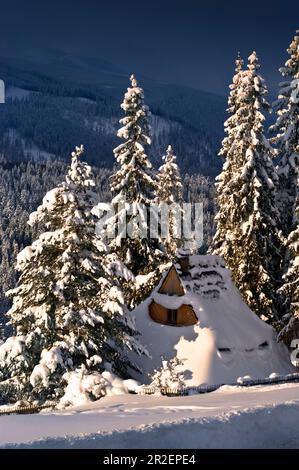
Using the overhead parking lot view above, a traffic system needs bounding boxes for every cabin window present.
[167,309,178,325]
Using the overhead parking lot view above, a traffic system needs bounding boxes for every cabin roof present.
[158,265,185,296]
[150,254,230,315]
[156,254,228,301]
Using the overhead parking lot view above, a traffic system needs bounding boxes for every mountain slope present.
[0,51,226,175]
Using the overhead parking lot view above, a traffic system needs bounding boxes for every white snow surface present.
[1,383,299,448]
[130,255,294,386]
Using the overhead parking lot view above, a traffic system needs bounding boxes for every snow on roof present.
[129,255,295,386]
[152,254,230,310]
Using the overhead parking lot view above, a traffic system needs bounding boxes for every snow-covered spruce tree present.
[218,53,245,162]
[156,145,183,257]
[270,30,299,337]
[212,54,246,258]
[270,30,299,237]
[150,357,185,393]
[0,146,144,405]
[278,190,299,344]
[213,52,282,324]
[108,74,166,277]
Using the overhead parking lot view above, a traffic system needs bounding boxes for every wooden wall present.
[149,300,197,326]
[158,266,185,296]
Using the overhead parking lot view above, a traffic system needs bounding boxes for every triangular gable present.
[158,265,185,296]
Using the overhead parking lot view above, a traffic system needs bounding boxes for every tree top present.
[130,74,138,87]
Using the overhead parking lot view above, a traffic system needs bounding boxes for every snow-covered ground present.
[1,382,299,448]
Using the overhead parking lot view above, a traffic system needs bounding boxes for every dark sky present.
[0,0,298,95]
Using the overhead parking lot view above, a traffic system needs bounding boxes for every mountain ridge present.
[0,51,226,176]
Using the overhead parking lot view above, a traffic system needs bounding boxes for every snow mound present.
[59,368,140,408]
[130,255,295,386]
[6,401,299,449]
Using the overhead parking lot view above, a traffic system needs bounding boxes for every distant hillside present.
[0,50,226,175]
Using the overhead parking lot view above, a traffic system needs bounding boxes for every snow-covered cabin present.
[131,254,295,386]
[149,264,198,327]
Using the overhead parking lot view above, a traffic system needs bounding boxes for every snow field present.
[1,382,299,448]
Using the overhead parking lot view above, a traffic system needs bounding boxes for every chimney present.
[178,256,189,274]
[177,248,190,274]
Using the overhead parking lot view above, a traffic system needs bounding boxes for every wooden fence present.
[0,402,56,416]
[1,372,299,415]
[141,372,299,396]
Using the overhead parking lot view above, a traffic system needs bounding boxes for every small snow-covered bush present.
[59,367,112,407]
[149,357,186,393]
[58,366,140,408]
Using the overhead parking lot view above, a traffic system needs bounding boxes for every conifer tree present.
[150,357,185,392]
[270,30,299,236]
[278,194,299,344]
[108,75,166,276]
[213,52,282,323]
[270,30,299,336]
[156,145,183,257]
[218,53,245,163]
[0,146,144,405]
[213,54,245,257]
